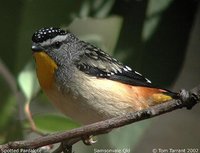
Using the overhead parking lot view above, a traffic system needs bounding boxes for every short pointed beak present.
[31,43,43,52]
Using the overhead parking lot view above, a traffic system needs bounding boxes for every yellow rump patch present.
[152,93,172,103]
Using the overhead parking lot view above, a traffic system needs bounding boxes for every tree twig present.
[0,85,199,152]
[0,58,24,121]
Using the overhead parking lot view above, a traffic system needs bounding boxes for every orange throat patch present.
[33,52,58,89]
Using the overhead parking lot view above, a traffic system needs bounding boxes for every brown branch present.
[0,85,199,152]
[0,59,24,121]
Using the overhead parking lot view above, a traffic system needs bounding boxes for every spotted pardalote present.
[31,27,177,125]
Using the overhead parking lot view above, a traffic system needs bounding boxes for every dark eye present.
[53,41,62,49]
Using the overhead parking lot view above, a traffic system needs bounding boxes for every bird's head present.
[31,27,83,66]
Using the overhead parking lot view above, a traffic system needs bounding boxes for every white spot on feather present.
[125,66,132,71]
[135,71,142,76]
[145,78,152,83]
[123,67,128,72]
[111,67,118,73]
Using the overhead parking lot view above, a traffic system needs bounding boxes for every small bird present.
[31,27,177,125]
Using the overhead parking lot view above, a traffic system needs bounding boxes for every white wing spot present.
[135,71,142,76]
[145,78,152,83]
[100,51,105,54]
[111,67,118,73]
[123,67,128,72]
[125,66,132,71]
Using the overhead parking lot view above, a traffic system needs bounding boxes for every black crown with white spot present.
[32,27,67,43]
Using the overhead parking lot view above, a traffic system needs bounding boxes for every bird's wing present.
[76,42,153,87]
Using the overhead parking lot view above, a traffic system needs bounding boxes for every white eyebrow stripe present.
[39,35,67,46]
[51,35,67,43]
[40,39,51,46]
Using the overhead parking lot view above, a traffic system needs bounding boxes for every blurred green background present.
[0,0,200,152]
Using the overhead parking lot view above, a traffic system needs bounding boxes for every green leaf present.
[17,61,40,100]
[32,114,80,132]
[68,16,123,55]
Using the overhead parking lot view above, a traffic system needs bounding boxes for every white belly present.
[45,77,146,125]
[43,68,151,125]
[45,85,107,124]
